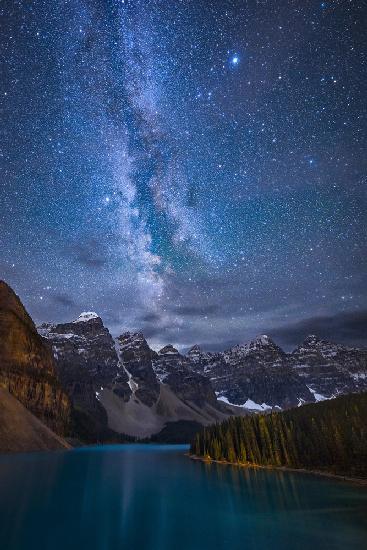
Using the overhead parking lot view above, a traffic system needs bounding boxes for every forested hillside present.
[190,392,367,478]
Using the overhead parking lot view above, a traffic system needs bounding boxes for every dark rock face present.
[116,332,159,407]
[114,335,226,414]
[0,281,71,435]
[39,312,120,387]
[290,335,367,399]
[187,334,367,409]
[153,345,219,408]
[188,336,313,409]
[39,312,131,440]
[0,387,70,452]
[153,344,186,382]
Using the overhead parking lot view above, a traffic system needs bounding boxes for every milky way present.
[1,0,366,349]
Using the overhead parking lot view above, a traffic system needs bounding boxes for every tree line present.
[190,392,367,478]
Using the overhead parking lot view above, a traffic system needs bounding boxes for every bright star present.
[231,56,239,65]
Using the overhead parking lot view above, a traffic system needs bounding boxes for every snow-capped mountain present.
[188,334,367,409]
[39,313,125,390]
[291,334,367,399]
[38,311,367,441]
[39,320,230,440]
[189,335,313,410]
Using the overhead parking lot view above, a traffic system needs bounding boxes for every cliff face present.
[0,281,71,435]
[39,315,133,441]
[0,388,70,452]
[153,345,220,409]
[189,337,314,409]
[291,335,367,399]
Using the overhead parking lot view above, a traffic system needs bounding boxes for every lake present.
[0,444,366,549]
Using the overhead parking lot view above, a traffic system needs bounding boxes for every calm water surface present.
[0,444,366,550]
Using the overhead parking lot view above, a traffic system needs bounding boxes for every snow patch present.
[156,372,168,383]
[122,364,139,393]
[351,372,367,381]
[74,312,99,323]
[244,399,272,411]
[217,395,273,411]
[307,386,328,402]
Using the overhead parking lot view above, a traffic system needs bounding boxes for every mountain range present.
[38,309,367,442]
[1,280,367,449]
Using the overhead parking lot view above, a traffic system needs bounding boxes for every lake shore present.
[188,453,367,487]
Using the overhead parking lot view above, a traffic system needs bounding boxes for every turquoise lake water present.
[0,444,366,549]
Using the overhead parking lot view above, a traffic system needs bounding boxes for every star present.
[0,0,365,350]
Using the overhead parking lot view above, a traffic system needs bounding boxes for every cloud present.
[52,293,76,307]
[271,310,367,349]
[170,304,219,316]
[139,312,162,323]
[63,238,109,269]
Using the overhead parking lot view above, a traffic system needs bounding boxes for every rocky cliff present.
[0,387,70,452]
[39,313,131,441]
[97,333,230,439]
[39,320,231,440]
[36,304,367,441]
[0,281,71,436]
[291,334,367,399]
[188,336,314,410]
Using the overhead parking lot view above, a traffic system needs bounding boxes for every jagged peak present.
[118,331,146,342]
[159,344,179,356]
[73,312,100,323]
[298,334,345,351]
[254,334,274,346]
[303,334,322,344]
[119,330,145,339]
[117,331,150,351]
[300,334,342,348]
[187,344,202,354]
[229,334,279,354]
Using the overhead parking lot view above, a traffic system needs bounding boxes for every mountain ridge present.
[1,279,366,446]
[38,308,367,440]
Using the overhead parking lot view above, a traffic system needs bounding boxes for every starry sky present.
[1,0,366,350]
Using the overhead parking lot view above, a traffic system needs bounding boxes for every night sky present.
[1,0,366,350]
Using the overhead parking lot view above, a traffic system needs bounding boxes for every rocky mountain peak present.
[116,332,159,407]
[73,311,100,323]
[302,334,323,346]
[226,334,283,360]
[187,344,202,356]
[159,344,180,356]
[117,331,149,352]
[295,334,345,355]
[254,334,273,346]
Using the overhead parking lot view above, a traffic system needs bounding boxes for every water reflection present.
[0,445,366,550]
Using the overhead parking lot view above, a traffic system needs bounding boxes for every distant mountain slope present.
[0,281,71,436]
[190,392,367,478]
[37,304,367,441]
[291,335,367,398]
[38,321,232,439]
[39,314,131,442]
[0,388,70,452]
[188,334,367,409]
[97,333,232,438]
